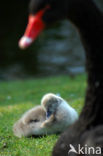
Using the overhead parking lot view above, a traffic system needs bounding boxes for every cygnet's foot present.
[41,114,55,128]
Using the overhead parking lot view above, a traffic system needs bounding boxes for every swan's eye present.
[29,119,39,123]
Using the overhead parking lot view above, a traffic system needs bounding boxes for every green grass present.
[0,74,87,156]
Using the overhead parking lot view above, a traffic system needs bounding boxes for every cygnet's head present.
[13,106,46,138]
[41,93,62,114]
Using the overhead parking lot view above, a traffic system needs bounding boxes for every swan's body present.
[19,0,103,155]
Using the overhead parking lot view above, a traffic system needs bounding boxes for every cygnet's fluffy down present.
[13,106,46,138]
[13,93,78,138]
[41,93,78,131]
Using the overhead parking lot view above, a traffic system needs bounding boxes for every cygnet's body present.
[13,93,78,138]
[41,93,78,132]
[13,106,47,138]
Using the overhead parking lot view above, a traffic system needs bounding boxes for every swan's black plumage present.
[29,0,103,155]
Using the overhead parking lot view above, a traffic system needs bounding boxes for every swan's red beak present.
[19,6,49,49]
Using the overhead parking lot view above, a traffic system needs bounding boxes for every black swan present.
[19,0,103,155]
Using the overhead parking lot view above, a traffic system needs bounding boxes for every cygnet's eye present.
[29,119,39,123]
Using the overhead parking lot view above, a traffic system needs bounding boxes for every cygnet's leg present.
[41,114,55,128]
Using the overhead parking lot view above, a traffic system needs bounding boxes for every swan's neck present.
[70,1,103,127]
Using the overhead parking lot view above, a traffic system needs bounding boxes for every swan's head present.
[19,0,69,49]
[13,106,46,138]
[19,0,94,49]
[29,0,69,23]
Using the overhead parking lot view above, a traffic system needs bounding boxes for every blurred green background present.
[0,0,103,80]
